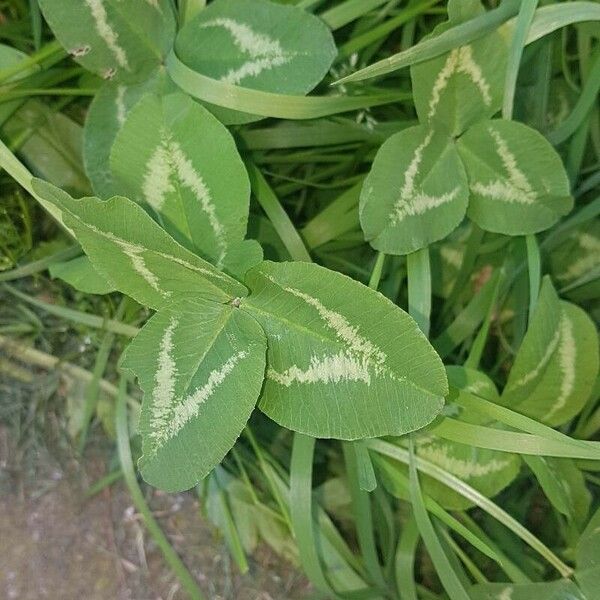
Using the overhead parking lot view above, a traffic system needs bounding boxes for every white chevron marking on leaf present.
[471,128,536,204]
[168,350,248,439]
[417,437,513,478]
[115,85,127,126]
[84,221,231,289]
[143,142,174,212]
[390,131,460,224]
[508,330,560,391]
[428,45,491,119]
[93,227,165,295]
[282,284,387,367]
[268,352,371,386]
[142,134,227,267]
[557,233,600,281]
[265,278,390,388]
[199,17,294,84]
[440,246,463,268]
[547,313,576,419]
[149,317,178,443]
[84,0,130,70]
[497,587,513,600]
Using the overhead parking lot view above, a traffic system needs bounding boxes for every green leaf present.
[360,125,469,255]
[110,92,258,273]
[84,71,174,197]
[31,178,247,309]
[407,367,520,510]
[38,0,176,82]
[242,260,447,439]
[470,580,585,600]
[410,3,508,135]
[49,255,116,295]
[120,296,266,491]
[3,101,89,195]
[174,0,337,123]
[524,456,591,528]
[550,222,600,290]
[457,119,573,235]
[576,508,600,598]
[503,278,599,426]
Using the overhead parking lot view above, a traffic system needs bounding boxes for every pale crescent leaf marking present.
[143,141,175,212]
[471,128,536,205]
[115,85,127,126]
[428,45,491,119]
[142,133,227,267]
[281,283,386,366]
[556,233,600,281]
[547,313,576,419]
[150,317,178,440]
[265,277,391,388]
[198,17,294,84]
[147,319,248,449]
[84,223,230,293]
[389,131,460,224]
[440,246,463,268]
[416,436,513,479]
[268,352,371,386]
[497,587,513,600]
[507,329,560,391]
[84,0,130,70]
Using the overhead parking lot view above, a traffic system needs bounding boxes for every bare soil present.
[0,428,308,600]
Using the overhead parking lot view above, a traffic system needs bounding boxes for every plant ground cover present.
[0,0,599,598]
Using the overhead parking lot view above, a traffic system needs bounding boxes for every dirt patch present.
[0,432,308,600]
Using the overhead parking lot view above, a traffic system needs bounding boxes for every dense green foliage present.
[0,1,599,599]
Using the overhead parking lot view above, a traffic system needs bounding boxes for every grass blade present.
[115,376,205,600]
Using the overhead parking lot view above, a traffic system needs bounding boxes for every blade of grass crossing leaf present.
[548,48,600,145]
[166,50,410,120]
[78,299,126,453]
[408,439,471,600]
[373,439,575,578]
[211,467,250,574]
[457,513,530,584]
[243,427,292,531]
[246,162,312,263]
[115,376,205,600]
[407,248,431,337]
[453,392,600,458]
[343,442,387,591]
[337,0,440,59]
[504,0,541,329]
[434,271,500,358]
[0,245,80,282]
[2,284,139,337]
[503,0,539,120]
[374,456,502,564]
[439,526,488,584]
[525,3,600,47]
[441,224,484,321]
[395,515,419,600]
[464,273,501,369]
[368,251,387,291]
[319,0,389,30]
[525,235,541,324]
[291,433,337,597]
[335,0,520,83]
[433,417,600,460]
